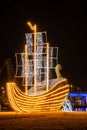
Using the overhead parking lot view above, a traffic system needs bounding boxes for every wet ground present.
[0,111,87,130]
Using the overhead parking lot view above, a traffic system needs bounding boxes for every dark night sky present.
[0,1,87,91]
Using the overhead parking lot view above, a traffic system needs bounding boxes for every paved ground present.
[0,111,87,130]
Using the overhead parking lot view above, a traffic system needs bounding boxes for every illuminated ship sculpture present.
[6,22,70,112]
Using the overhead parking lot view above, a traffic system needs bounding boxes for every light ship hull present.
[6,78,69,112]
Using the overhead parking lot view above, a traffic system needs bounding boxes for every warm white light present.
[6,79,69,112]
[25,45,28,94]
[46,43,49,91]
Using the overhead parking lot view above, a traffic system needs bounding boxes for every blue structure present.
[68,93,87,111]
